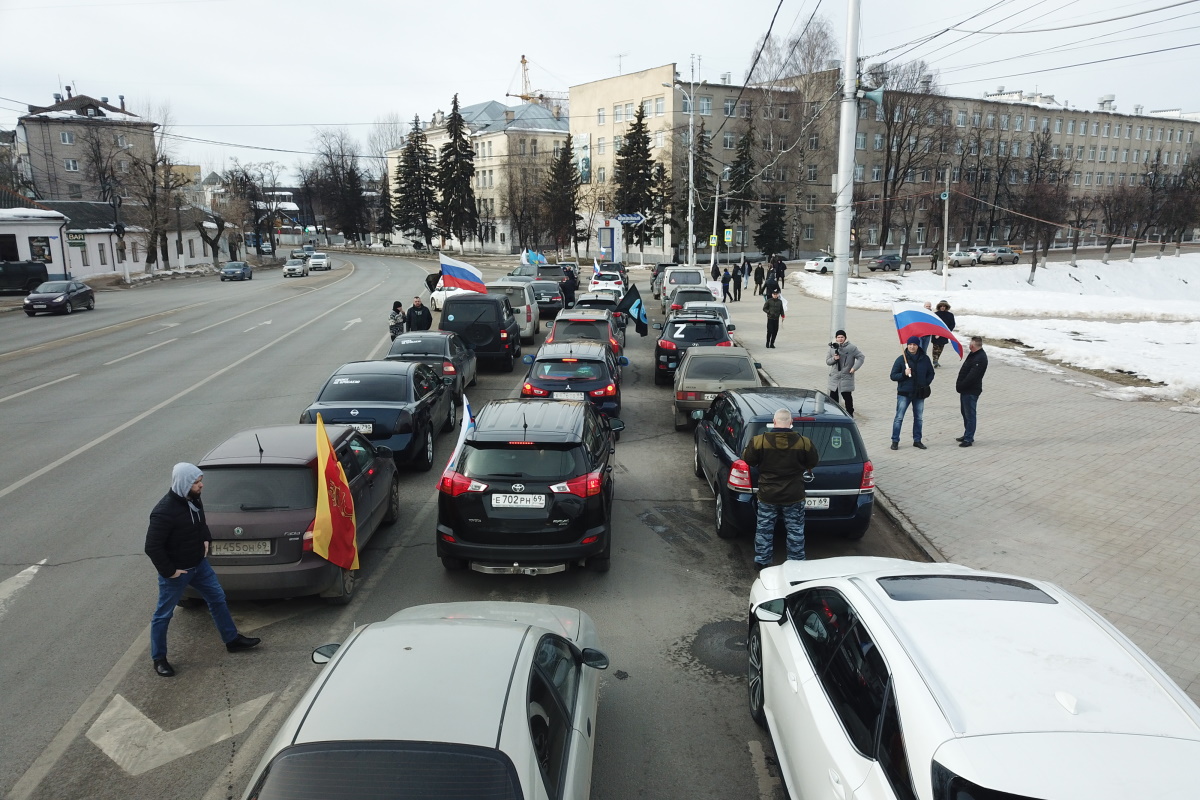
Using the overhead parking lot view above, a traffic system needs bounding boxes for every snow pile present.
[0,208,66,221]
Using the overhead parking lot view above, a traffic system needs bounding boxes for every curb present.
[750,355,946,564]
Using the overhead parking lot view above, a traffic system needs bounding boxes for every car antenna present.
[254,433,265,462]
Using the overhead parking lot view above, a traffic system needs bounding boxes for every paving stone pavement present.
[704,267,1200,703]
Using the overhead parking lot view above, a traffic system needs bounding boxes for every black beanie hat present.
[835,329,846,338]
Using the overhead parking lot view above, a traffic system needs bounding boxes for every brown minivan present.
[190,425,399,604]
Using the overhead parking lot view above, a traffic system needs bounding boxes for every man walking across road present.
[753,262,766,295]
[145,463,260,677]
[741,408,821,568]
[405,295,433,331]
[826,330,865,417]
[721,268,733,302]
[955,336,988,447]
[889,336,935,450]
[763,288,785,348]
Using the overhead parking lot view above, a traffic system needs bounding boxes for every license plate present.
[492,494,546,508]
[33,304,46,308]
[350,423,373,434]
[703,393,718,400]
[211,540,271,556]
[805,497,830,510]
[554,392,585,400]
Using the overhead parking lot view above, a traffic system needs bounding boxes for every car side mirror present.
[312,643,341,664]
[375,446,394,459]
[580,647,610,670]
[754,362,762,369]
[690,409,705,420]
[544,321,554,330]
[652,323,663,331]
[442,376,454,385]
[617,356,629,366]
[607,418,625,433]
[753,599,786,624]
[522,354,535,364]
[728,324,736,331]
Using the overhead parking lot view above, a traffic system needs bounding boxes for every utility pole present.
[830,0,861,338]
[666,58,703,267]
[708,179,721,275]
[942,167,952,291]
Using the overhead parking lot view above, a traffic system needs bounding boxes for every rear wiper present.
[239,504,287,510]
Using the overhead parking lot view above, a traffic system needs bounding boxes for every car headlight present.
[54,295,66,302]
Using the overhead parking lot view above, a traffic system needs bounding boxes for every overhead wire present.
[950,0,1199,33]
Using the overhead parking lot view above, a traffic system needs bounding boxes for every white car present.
[804,255,835,274]
[748,557,1200,800]
[242,602,609,800]
[946,250,977,267]
[281,258,308,278]
[309,253,330,270]
[429,280,477,311]
[588,270,625,294]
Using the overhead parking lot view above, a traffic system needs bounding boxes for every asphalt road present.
[0,253,924,800]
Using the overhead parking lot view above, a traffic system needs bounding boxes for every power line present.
[951,0,1199,33]
[940,40,1200,87]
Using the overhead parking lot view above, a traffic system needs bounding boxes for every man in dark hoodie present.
[955,336,988,447]
[405,295,434,331]
[889,336,935,450]
[762,288,785,348]
[741,408,820,567]
[145,463,260,677]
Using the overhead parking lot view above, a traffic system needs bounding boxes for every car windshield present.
[387,338,445,358]
[459,443,584,480]
[34,281,70,292]
[746,421,863,465]
[224,263,246,269]
[201,466,315,512]
[318,374,410,402]
[285,260,304,266]
[661,321,726,343]
[684,357,756,381]
[251,741,522,800]
[575,298,616,311]
[533,359,607,381]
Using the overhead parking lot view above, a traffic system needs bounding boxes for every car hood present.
[389,601,586,642]
[24,291,69,300]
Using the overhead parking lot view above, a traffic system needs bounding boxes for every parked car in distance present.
[672,346,760,431]
[652,310,734,385]
[300,360,456,472]
[242,602,609,800]
[545,308,624,359]
[0,260,50,294]
[653,266,704,301]
[537,264,567,281]
[428,278,475,311]
[747,557,1200,800]
[804,255,835,273]
[289,248,309,261]
[979,246,1020,264]
[436,398,622,574]
[947,250,978,267]
[589,270,625,294]
[666,285,718,312]
[258,241,274,255]
[486,280,539,344]
[692,387,873,540]
[22,280,94,315]
[220,261,253,281]
[521,342,629,418]
[529,279,565,319]
[868,254,909,271]
[282,258,309,278]
[194,424,398,604]
[308,253,330,271]
[439,292,523,371]
[384,330,477,404]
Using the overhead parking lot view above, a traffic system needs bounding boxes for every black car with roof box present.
[438,292,523,371]
[520,342,629,418]
[436,398,623,575]
[652,310,734,384]
[384,330,477,403]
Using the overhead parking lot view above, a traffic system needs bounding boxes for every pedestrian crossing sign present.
[724,229,732,243]
[709,234,718,246]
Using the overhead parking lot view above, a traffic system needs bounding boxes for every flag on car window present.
[892,303,962,357]
[615,284,649,337]
[312,414,359,570]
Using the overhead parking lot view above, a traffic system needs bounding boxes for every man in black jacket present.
[955,336,988,447]
[145,463,260,677]
[405,296,434,331]
[890,337,935,450]
[741,408,820,567]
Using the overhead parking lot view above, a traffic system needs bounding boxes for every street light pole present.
[667,74,705,267]
[830,0,861,338]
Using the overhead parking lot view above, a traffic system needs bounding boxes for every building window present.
[807,164,818,181]
[1014,115,1024,131]
[624,103,633,120]
[971,111,982,127]
[1090,122,1098,136]
[951,167,961,182]
[1054,118,1063,133]
[998,140,1008,156]
[553,140,561,157]
[982,140,992,156]
[697,96,712,116]
[613,135,623,152]
[778,167,787,183]
[1108,172,1115,185]
[654,131,664,148]
[1075,146,1083,160]
[855,132,866,150]
[614,104,624,122]
[530,139,537,156]
[1120,149,1129,163]
[1098,146,1107,162]
[1073,172,1081,185]
[642,99,652,118]
[858,103,868,119]
[655,96,664,115]
[1085,172,1093,186]
[802,224,815,240]
[853,164,864,182]
[598,198,606,213]
[60,131,75,145]
[1067,120,1076,135]
[1088,146,1096,161]
[722,98,736,117]
[1136,126,1143,139]
[113,134,127,147]
[518,139,527,155]
[98,243,107,266]
[188,238,195,258]
[871,133,882,151]
[985,112,995,128]
[740,100,751,118]
[487,141,493,157]
[810,134,820,149]
[64,158,79,171]
[597,138,606,154]
[67,183,82,199]
[679,97,691,115]
[1051,144,1059,158]
[999,114,1009,131]
[1156,127,1164,141]
[723,131,735,150]
[1102,122,1111,137]
[597,108,605,124]
[598,167,606,183]
[956,110,966,127]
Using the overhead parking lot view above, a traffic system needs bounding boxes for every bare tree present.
[1128,152,1170,261]
[307,128,368,243]
[1014,129,1067,283]
[194,211,228,268]
[123,105,191,271]
[1095,184,1138,264]
[502,154,552,250]
[1157,160,1200,257]
[1064,194,1098,266]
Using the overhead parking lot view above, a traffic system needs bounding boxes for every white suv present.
[309,253,330,271]
[748,557,1200,800]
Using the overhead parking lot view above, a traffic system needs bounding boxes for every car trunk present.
[200,466,316,565]
[309,402,412,442]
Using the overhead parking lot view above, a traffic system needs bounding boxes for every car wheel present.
[693,441,705,478]
[382,476,400,524]
[220,277,225,281]
[324,568,357,605]
[673,406,690,432]
[440,555,468,571]
[820,266,828,274]
[64,302,73,314]
[868,266,876,272]
[502,353,515,372]
[413,427,434,472]
[748,623,767,729]
[1012,256,1019,263]
[715,489,740,539]
[443,400,456,433]
[85,297,94,311]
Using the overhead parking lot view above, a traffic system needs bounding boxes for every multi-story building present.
[16,89,157,203]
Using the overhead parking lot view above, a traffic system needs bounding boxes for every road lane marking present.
[103,338,177,366]
[86,692,273,776]
[243,320,272,332]
[0,559,46,620]
[342,317,362,330]
[192,262,357,334]
[365,332,391,360]
[146,323,180,335]
[0,276,382,502]
[0,376,78,404]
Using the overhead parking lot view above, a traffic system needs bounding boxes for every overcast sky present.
[3,0,1198,182]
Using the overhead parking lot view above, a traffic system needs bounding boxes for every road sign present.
[616,212,645,225]
[708,234,718,246]
[723,228,732,244]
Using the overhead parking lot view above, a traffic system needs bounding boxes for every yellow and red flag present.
[313,413,359,570]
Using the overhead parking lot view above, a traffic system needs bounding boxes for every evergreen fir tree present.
[754,197,788,257]
[613,104,656,250]
[377,172,395,241]
[691,120,725,252]
[436,94,478,249]
[648,160,676,249]
[725,124,758,250]
[393,115,438,250]
[542,134,581,252]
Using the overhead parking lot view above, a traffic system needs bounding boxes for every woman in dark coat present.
[931,300,956,367]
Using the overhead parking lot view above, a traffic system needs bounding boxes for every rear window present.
[594,272,621,282]
[673,290,713,304]
[318,374,410,402]
[684,357,756,381]
[444,300,499,324]
[487,286,529,306]
[201,466,315,512]
[877,575,1057,604]
[537,266,564,278]
[533,359,607,381]
[387,338,446,358]
[574,299,616,312]
[459,443,585,480]
[746,422,864,465]
[554,320,606,340]
[667,271,703,286]
[662,321,726,343]
[250,741,522,800]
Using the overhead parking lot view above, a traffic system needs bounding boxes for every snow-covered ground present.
[792,255,1200,406]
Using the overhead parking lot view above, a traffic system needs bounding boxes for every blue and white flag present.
[444,394,477,471]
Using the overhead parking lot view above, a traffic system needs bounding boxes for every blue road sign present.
[615,212,646,225]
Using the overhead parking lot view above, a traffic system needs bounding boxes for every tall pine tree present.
[648,161,676,250]
[725,123,758,252]
[613,104,655,251]
[754,197,788,258]
[436,94,478,250]
[393,114,438,250]
[543,134,581,253]
[691,120,724,254]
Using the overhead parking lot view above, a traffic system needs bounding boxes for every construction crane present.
[505,54,569,111]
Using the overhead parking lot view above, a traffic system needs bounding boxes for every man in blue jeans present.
[740,408,820,568]
[955,336,988,447]
[890,336,935,450]
[145,463,260,677]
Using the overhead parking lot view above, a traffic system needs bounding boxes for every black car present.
[868,254,909,271]
[384,330,477,403]
[436,398,623,575]
[536,264,567,281]
[666,285,718,312]
[22,280,94,315]
[438,293,523,371]
[545,308,624,359]
[300,360,456,471]
[691,387,874,541]
[1,261,49,293]
[529,279,565,319]
[520,342,629,418]
[289,248,309,261]
[572,291,626,331]
[651,311,733,385]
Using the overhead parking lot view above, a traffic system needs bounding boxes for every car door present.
[346,434,386,536]
[334,441,372,544]
[528,634,591,800]
[454,334,477,390]
[411,365,440,434]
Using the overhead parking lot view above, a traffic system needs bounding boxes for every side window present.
[710,398,729,435]
[528,646,576,800]
[534,635,580,714]
[721,405,744,450]
[787,588,850,675]
[877,684,918,800]
[348,435,374,474]
[414,367,434,398]
[336,445,362,481]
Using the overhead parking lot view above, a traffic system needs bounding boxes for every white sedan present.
[803,255,835,274]
[429,280,480,311]
[588,270,625,294]
[281,258,308,278]
[243,602,609,800]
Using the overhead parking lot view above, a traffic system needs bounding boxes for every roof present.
[471,399,586,443]
[333,360,418,375]
[34,200,210,233]
[727,386,847,420]
[454,100,569,135]
[21,94,150,125]
[0,208,66,222]
[199,424,354,466]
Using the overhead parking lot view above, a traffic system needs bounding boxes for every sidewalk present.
[720,268,1200,703]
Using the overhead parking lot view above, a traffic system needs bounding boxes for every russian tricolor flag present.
[892,303,963,358]
[439,253,486,294]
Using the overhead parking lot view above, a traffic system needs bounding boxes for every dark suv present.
[436,399,623,575]
[691,387,874,541]
[438,293,523,371]
[652,311,734,384]
[195,425,399,604]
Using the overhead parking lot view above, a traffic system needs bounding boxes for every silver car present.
[282,258,308,277]
[673,345,761,431]
[243,602,609,800]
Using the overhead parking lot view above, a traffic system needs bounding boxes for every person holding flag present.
[889,337,935,450]
[312,413,360,574]
[615,284,650,337]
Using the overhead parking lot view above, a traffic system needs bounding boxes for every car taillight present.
[609,336,620,352]
[545,330,556,343]
[861,460,875,490]
[552,295,561,301]
[551,471,603,497]
[500,330,509,340]
[590,383,617,397]
[716,339,734,347]
[670,303,682,311]
[527,306,532,322]
[437,470,489,497]
[658,339,677,350]
[614,279,622,285]
[393,411,413,434]
[522,382,549,397]
[676,391,703,401]
[727,459,754,492]
[302,519,315,551]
